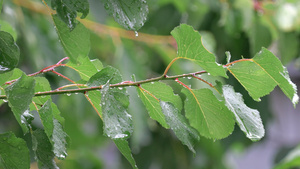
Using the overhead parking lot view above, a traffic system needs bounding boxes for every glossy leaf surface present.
[5,74,35,133]
[32,129,58,169]
[102,0,148,30]
[223,85,264,141]
[51,0,89,30]
[0,31,19,73]
[52,15,90,63]
[0,132,30,169]
[227,48,299,106]
[137,82,182,128]
[182,88,235,139]
[160,101,200,153]
[171,24,227,77]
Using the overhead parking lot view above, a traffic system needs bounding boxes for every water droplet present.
[3,99,8,103]
[213,139,216,142]
[187,77,192,79]
[207,73,211,75]
[75,93,79,95]
[118,87,123,90]
[66,93,71,96]
[134,31,139,37]
[151,82,154,84]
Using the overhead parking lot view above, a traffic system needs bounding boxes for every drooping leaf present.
[5,74,35,133]
[0,132,30,169]
[227,47,299,107]
[113,139,138,169]
[274,145,300,169]
[171,24,227,77]
[160,101,200,153]
[182,88,235,139]
[51,0,89,30]
[0,31,19,73]
[67,56,102,81]
[102,0,148,31]
[32,129,58,169]
[39,100,68,159]
[222,85,264,141]
[137,82,182,128]
[101,84,133,139]
[52,15,90,63]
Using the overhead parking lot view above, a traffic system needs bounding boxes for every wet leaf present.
[0,132,30,169]
[0,31,19,73]
[227,47,299,107]
[32,129,58,169]
[51,0,89,30]
[102,0,148,30]
[52,15,90,63]
[101,84,132,139]
[222,85,264,141]
[137,82,182,128]
[171,24,227,77]
[5,74,35,133]
[87,66,121,87]
[39,100,68,159]
[160,101,200,153]
[182,88,235,139]
[113,139,138,169]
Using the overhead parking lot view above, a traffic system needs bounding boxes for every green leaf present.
[51,0,89,30]
[101,84,132,139]
[52,15,90,63]
[32,129,58,169]
[113,139,138,169]
[67,56,102,81]
[0,132,30,169]
[0,20,17,40]
[160,101,200,153]
[39,100,68,159]
[222,85,264,141]
[171,24,227,78]
[31,77,52,107]
[102,0,148,31]
[227,47,299,107]
[0,71,13,86]
[182,88,235,139]
[5,74,35,133]
[274,145,300,169]
[0,31,20,73]
[137,82,182,128]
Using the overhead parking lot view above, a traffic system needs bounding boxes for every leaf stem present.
[224,58,253,67]
[0,71,207,99]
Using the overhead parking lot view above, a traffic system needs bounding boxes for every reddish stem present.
[175,78,192,90]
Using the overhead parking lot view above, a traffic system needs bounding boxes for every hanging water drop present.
[134,31,139,37]
[3,99,8,103]
[151,82,154,84]
[118,87,123,90]
[187,77,192,79]
[66,93,71,96]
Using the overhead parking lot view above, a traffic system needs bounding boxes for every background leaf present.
[32,129,58,169]
[113,139,138,169]
[182,88,235,139]
[227,47,299,106]
[137,82,182,128]
[274,145,300,169]
[160,101,200,153]
[102,0,148,31]
[52,15,90,63]
[5,74,35,133]
[0,132,30,169]
[51,0,89,30]
[171,24,227,77]
[0,31,19,73]
[222,85,264,141]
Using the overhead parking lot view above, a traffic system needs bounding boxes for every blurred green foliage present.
[0,0,299,168]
